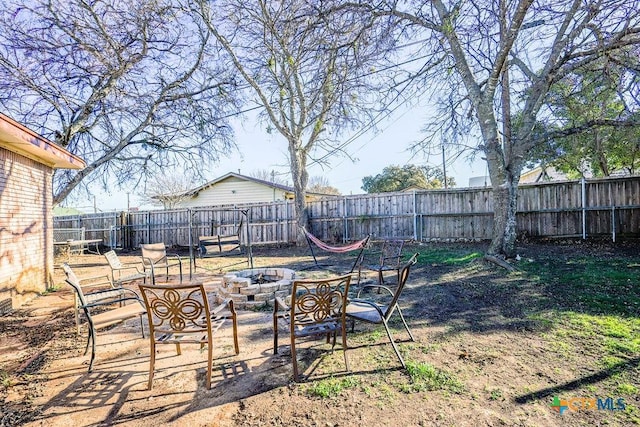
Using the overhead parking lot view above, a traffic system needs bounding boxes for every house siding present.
[0,147,53,310]
[180,176,288,207]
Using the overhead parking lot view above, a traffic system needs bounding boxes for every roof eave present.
[0,114,85,170]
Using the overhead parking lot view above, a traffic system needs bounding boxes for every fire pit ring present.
[218,268,296,310]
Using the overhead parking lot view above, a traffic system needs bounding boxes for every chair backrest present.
[384,253,419,319]
[138,283,212,336]
[380,239,404,267]
[62,263,88,306]
[141,243,167,265]
[104,250,123,269]
[290,275,351,329]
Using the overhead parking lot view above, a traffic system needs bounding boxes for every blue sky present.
[67,106,489,212]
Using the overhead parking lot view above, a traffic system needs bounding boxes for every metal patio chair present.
[62,263,146,372]
[140,243,183,284]
[138,282,239,390]
[104,250,149,286]
[346,253,419,368]
[273,274,351,381]
[357,239,405,286]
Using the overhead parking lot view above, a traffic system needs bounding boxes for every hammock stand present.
[300,226,370,273]
[189,208,253,275]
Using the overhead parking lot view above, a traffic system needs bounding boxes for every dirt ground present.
[1,241,639,427]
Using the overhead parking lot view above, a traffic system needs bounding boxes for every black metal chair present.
[357,239,405,285]
[346,253,419,368]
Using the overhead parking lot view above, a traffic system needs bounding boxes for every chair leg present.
[382,318,405,368]
[206,340,213,390]
[88,325,97,372]
[231,314,239,355]
[83,327,92,356]
[291,338,299,382]
[396,308,416,341]
[341,325,350,372]
[148,342,156,390]
[74,295,81,335]
[273,314,279,355]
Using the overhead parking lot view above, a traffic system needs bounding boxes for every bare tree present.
[0,0,240,205]
[307,176,341,195]
[249,169,287,185]
[196,0,395,243]
[139,173,196,209]
[360,0,640,257]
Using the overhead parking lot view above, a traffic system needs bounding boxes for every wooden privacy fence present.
[54,176,640,249]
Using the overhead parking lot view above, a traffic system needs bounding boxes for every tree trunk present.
[288,141,309,246]
[488,171,520,258]
[480,110,523,259]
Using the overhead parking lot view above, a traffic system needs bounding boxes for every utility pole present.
[442,144,448,189]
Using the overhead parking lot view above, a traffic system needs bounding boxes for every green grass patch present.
[364,329,384,343]
[400,361,464,393]
[541,311,640,365]
[616,383,638,395]
[604,338,640,355]
[598,355,626,370]
[488,388,503,401]
[41,284,61,295]
[305,376,360,398]
[593,316,636,339]
[0,369,11,388]
[624,403,640,425]
[415,249,483,266]
[518,256,640,316]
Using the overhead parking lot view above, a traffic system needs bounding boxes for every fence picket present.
[54,176,640,248]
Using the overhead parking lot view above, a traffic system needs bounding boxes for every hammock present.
[300,227,370,273]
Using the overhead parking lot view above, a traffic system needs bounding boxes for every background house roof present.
[0,113,85,170]
[187,172,335,198]
[519,166,569,183]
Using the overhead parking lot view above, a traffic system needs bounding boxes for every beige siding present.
[0,147,53,309]
[180,177,288,207]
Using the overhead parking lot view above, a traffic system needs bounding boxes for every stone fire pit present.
[216,267,296,310]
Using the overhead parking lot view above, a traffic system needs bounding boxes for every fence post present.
[147,211,151,246]
[611,205,616,243]
[246,208,253,268]
[188,208,193,279]
[581,177,587,239]
[343,196,348,242]
[412,190,418,241]
[120,211,127,250]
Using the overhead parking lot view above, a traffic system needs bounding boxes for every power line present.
[151,49,434,139]
[307,53,435,167]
